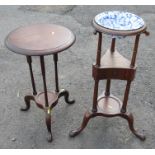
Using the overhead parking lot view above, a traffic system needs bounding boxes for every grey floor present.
[0,5,155,149]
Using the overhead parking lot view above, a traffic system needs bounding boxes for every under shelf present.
[35,91,58,108]
[100,49,134,69]
[97,92,122,115]
[92,49,136,80]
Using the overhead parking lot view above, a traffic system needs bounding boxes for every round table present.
[5,24,76,142]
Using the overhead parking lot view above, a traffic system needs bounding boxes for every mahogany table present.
[5,24,75,142]
[69,11,149,141]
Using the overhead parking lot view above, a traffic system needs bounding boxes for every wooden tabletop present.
[5,24,75,56]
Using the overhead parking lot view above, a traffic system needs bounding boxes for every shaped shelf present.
[92,49,136,81]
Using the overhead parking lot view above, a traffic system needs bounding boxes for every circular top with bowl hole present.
[93,11,147,36]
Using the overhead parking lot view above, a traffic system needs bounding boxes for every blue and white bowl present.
[94,11,145,31]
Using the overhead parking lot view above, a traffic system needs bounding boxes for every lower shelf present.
[97,93,122,115]
[35,91,58,108]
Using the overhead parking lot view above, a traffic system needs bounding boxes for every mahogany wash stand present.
[5,24,75,142]
[69,11,149,141]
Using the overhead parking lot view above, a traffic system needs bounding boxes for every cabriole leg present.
[69,111,94,137]
[45,107,53,142]
[58,89,75,104]
[21,95,35,111]
[121,113,146,141]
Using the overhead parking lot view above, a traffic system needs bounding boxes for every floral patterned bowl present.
[94,11,145,31]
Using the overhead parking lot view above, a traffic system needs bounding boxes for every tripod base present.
[21,89,75,142]
[69,93,145,141]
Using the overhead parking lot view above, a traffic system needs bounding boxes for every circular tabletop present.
[5,24,75,56]
[93,11,147,36]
